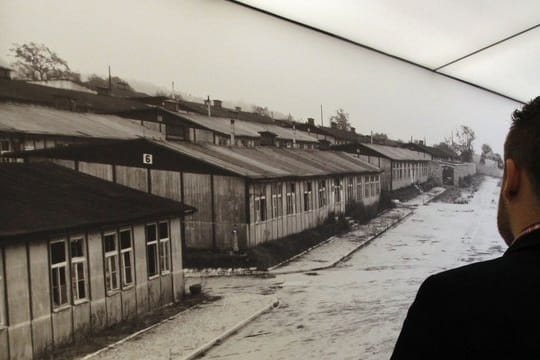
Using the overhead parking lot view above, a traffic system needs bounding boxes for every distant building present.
[113,106,320,149]
[332,143,432,192]
[0,162,194,359]
[0,64,12,80]
[26,79,97,94]
[0,78,150,113]
[10,138,383,251]
[0,102,163,161]
[402,142,459,162]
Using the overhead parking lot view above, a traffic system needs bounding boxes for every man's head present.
[498,96,540,245]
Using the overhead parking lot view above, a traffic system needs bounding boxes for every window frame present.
[346,179,354,203]
[70,236,88,303]
[356,176,363,201]
[334,178,342,203]
[286,182,296,215]
[119,228,135,289]
[50,239,69,309]
[318,179,327,208]
[254,186,267,223]
[271,183,283,218]
[146,223,160,279]
[364,176,371,198]
[159,221,171,275]
[304,181,313,212]
[103,231,120,294]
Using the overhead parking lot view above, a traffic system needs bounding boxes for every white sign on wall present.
[143,153,153,165]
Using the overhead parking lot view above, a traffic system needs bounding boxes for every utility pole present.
[320,104,323,127]
[108,65,112,95]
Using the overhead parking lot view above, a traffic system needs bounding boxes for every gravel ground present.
[271,187,445,274]
[89,293,275,360]
[201,178,503,359]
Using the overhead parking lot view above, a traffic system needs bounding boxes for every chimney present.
[230,119,235,145]
[213,99,222,109]
[205,96,211,118]
[330,121,337,129]
[307,118,315,126]
[259,131,277,146]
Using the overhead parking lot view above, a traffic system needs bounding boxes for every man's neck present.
[512,221,540,245]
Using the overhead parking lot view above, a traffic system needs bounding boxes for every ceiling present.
[231,0,540,104]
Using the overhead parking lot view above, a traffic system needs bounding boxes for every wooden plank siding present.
[212,175,247,250]
[78,161,113,182]
[150,170,182,202]
[0,219,183,359]
[182,173,213,249]
[116,166,148,192]
[247,174,381,247]
[22,157,379,251]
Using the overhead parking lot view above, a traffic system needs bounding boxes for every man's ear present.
[503,159,521,200]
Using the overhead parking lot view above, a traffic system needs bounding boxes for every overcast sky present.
[0,0,523,154]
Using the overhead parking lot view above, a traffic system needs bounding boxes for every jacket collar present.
[505,227,540,256]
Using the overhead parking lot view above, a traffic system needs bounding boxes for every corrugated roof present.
[178,112,319,143]
[0,162,195,240]
[404,142,459,160]
[158,140,381,179]
[7,137,381,180]
[0,102,162,140]
[361,143,430,161]
[0,79,150,113]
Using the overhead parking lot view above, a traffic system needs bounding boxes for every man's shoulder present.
[422,256,505,293]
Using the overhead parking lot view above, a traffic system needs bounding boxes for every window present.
[356,176,363,200]
[376,176,381,195]
[318,180,328,208]
[119,229,134,287]
[0,140,9,153]
[159,221,171,274]
[304,182,313,211]
[271,183,283,218]
[371,176,376,196]
[146,221,171,277]
[346,180,354,203]
[286,183,296,215]
[146,224,159,277]
[70,237,87,302]
[334,178,342,203]
[104,233,119,292]
[254,186,267,223]
[365,176,371,198]
[50,240,68,308]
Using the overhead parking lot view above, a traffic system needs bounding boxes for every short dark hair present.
[506,96,540,198]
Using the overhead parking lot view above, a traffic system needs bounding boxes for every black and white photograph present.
[1,1,539,359]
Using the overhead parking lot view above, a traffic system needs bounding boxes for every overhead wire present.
[225,0,528,104]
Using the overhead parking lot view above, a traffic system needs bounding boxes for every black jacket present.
[391,229,540,359]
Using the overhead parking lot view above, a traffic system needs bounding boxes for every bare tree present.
[9,42,79,81]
